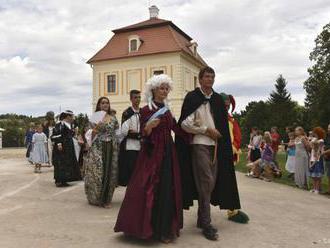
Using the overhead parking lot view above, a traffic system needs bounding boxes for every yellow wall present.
[91,52,204,121]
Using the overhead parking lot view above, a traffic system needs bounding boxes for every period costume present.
[220,93,242,164]
[31,132,49,164]
[118,106,141,186]
[51,120,82,185]
[43,111,55,165]
[176,87,248,232]
[25,128,35,161]
[84,114,119,206]
[115,74,183,241]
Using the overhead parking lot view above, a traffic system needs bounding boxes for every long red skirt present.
[114,137,183,240]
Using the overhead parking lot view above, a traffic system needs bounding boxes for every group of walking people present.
[26,66,250,243]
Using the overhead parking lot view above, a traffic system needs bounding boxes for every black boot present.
[202,225,218,241]
[197,222,218,233]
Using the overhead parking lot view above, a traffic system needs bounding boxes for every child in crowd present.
[309,127,325,194]
[247,128,263,176]
[285,132,296,179]
[308,131,314,142]
[246,132,281,181]
[31,125,49,173]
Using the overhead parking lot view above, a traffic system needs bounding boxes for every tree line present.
[0,113,88,147]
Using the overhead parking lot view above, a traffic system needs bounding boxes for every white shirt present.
[62,121,71,130]
[181,88,216,146]
[250,135,262,149]
[121,107,141,151]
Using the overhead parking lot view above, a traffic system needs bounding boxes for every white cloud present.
[0,0,329,116]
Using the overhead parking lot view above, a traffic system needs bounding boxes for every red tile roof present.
[87,18,207,66]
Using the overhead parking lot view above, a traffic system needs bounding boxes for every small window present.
[153,70,164,75]
[130,39,138,52]
[194,76,198,88]
[193,46,197,56]
[107,75,116,93]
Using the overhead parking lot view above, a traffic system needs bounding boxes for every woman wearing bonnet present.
[114,74,184,243]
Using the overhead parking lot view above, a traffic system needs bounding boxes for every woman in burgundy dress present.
[114,74,183,243]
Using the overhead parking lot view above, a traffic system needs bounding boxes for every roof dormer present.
[128,35,142,52]
[189,41,198,56]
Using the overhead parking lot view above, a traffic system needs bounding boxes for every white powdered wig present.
[144,74,173,110]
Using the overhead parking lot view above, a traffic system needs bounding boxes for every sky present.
[0,0,329,117]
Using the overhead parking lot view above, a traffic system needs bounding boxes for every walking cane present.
[213,141,218,165]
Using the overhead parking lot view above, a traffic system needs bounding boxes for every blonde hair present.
[295,126,305,136]
[263,131,272,144]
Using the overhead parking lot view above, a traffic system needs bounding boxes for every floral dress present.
[84,115,119,206]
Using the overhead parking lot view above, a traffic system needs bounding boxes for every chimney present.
[149,5,159,19]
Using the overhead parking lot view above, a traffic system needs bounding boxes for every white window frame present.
[128,35,141,52]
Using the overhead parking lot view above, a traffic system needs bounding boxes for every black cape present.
[118,107,141,186]
[176,88,241,210]
[51,122,82,183]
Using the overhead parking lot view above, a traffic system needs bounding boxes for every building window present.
[130,39,138,52]
[194,76,198,88]
[107,75,116,93]
[153,70,164,75]
[193,46,197,56]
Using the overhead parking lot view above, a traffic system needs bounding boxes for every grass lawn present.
[235,151,329,192]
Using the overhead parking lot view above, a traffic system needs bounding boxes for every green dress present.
[84,115,119,206]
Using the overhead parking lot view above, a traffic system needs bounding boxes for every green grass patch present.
[235,151,329,191]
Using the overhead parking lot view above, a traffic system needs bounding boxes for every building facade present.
[87,6,207,119]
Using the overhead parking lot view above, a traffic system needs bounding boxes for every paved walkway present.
[0,149,329,248]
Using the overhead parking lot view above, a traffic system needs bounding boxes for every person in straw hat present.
[51,110,81,187]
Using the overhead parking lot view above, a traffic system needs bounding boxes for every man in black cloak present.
[118,90,141,186]
[51,110,82,187]
[176,66,249,241]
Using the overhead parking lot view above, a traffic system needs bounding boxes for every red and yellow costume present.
[221,93,242,165]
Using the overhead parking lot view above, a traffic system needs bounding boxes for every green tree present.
[268,75,291,105]
[238,101,271,145]
[0,113,92,147]
[75,113,89,135]
[304,22,330,127]
[267,75,298,136]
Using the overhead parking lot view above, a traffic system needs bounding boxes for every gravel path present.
[0,148,329,248]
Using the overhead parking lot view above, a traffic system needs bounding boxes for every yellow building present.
[87,6,207,119]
